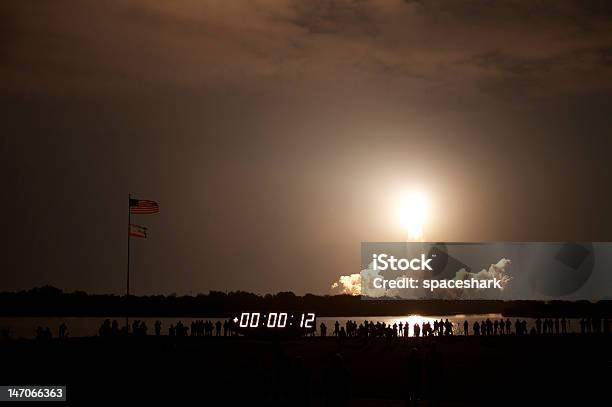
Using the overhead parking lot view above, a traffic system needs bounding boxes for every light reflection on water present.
[0,314,582,339]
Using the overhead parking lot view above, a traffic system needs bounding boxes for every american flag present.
[129,224,147,238]
[129,198,159,214]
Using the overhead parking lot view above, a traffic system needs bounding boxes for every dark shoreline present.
[1,286,611,318]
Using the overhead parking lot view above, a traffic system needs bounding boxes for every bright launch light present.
[397,191,427,241]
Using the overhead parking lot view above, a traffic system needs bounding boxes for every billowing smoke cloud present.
[330,274,361,295]
[331,258,512,299]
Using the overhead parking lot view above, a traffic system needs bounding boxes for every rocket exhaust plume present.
[398,192,427,242]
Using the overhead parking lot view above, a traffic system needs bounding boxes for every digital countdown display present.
[234,312,316,336]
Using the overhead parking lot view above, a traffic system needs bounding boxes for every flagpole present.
[126,194,131,332]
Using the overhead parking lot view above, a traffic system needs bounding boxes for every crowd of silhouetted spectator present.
[33,322,68,340]
[96,319,152,336]
[578,317,609,334]
[323,319,456,338]
[166,319,239,337]
[98,319,124,336]
[320,316,612,338]
[27,316,612,340]
[94,318,239,338]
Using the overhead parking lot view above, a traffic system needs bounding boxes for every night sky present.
[3,1,612,295]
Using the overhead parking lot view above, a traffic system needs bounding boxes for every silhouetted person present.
[547,318,553,334]
[505,318,512,335]
[322,353,350,407]
[177,321,185,337]
[99,319,111,337]
[536,318,542,335]
[333,321,340,337]
[444,319,452,336]
[58,322,67,338]
[414,323,421,337]
[154,320,161,336]
[111,320,119,336]
[561,318,567,334]
[515,319,521,336]
[215,320,222,336]
[473,321,480,336]
[586,318,592,334]
[320,322,327,337]
[592,317,600,334]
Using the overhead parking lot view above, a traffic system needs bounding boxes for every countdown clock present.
[233,312,316,334]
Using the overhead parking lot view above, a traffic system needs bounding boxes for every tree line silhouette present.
[1,286,611,317]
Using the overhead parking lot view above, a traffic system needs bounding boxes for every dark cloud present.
[289,0,379,36]
[3,0,612,102]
